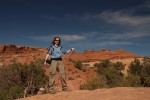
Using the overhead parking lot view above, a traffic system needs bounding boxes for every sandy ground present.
[19,87,150,100]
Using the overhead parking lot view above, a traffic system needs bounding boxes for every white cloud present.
[81,11,150,26]
[60,34,85,41]
[99,11,150,26]
[96,41,133,46]
[80,9,150,40]
[30,34,86,42]
[30,36,51,42]
[102,31,150,40]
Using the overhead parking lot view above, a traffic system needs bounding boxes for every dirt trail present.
[19,87,150,100]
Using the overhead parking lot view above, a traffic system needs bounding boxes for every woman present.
[44,36,75,94]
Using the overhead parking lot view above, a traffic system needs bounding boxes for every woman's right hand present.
[44,60,47,65]
[44,54,49,65]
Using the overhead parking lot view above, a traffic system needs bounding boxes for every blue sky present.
[0,0,150,55]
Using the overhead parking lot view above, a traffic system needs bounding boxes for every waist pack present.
[46,59,52,64]
[46,58,62,64]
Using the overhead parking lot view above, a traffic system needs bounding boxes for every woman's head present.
[52,36,61,46]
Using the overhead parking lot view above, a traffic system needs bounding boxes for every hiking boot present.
[62,88,68,92]
[49,89,56,94]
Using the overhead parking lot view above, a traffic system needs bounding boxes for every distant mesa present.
[0,44,141,62]
[65,48,141,62]
[83,49,112,53]
[0,44,44,54]
[0,44,17,53]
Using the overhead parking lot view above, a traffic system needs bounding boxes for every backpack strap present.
[47,45,54,54]
[48,45,64,54]
[60,46,62,51]
[60,46,67,54]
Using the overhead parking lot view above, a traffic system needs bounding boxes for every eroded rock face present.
[0,44,46,65]
[0,45,18,53]
[0,45,5,54]
[0,44,42,54]
[64,49,141,62]
[0,44,141,66]
[0,62,3,67]
[5,45,18,53]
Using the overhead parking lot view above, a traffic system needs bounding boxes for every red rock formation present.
[0,44,141,65]
[0,44,143,91]
[0,44,43,54]
[64,49,141,62]
[0,45,5,54]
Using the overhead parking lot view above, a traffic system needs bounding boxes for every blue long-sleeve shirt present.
[47,45,66,58]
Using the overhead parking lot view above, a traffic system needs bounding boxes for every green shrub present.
[9,85,24,99]
[93,63,99,67]
[97,59,113,75]
[68,77,74,80]
[126,74,142,87]
[141,57,150,87]
[128,58,142,75]
[105,67,124,87]
[126,57,150,87]
[81,59,126,89]
[0,88,12,100]
[76,75,80,78]
[0,63,22,89]
[68,68,72,71]
[97,60,125,87]
[81,65,86,72]
[126,58,142,87]
[74,60,83,70]
[80,76,107,90]
[75,70,78,73]
[0,59,48,99]
[113,62,125,71]
[73,60,87,72]
[80,58,150,90]
[68,57,74,62]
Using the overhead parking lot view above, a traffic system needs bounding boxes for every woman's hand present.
[44,54,49,65]
[44,60,47,65]
[66,48,76,53]
[71,48,75,52]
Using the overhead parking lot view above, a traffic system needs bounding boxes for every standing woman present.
[44,36,75,94]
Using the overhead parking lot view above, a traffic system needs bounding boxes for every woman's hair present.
[52,36,61,46]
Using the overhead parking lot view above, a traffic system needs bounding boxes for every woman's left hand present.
[71,48,75,52]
